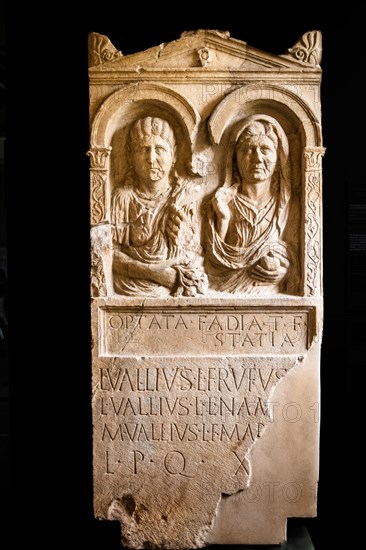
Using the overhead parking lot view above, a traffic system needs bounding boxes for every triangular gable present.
[89,29,322,73]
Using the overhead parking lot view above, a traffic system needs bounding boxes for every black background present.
[6,2,365,548]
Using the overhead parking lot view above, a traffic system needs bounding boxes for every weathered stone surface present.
[89,29,324,548]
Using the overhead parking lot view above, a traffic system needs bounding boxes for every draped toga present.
[111,183,201,296]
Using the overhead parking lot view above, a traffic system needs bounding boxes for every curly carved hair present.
[129,116,176,151]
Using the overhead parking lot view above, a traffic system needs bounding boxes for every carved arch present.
[208,83,322,148]
[88,83,202,298]
[90,82,201,206]
[208,84,325,297]
[91,82,200,150]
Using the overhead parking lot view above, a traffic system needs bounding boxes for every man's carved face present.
[132,134,175,183]
[236,123,277,185]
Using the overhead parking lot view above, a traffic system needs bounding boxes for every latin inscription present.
[93,357,299,481]
[100,307,312,356]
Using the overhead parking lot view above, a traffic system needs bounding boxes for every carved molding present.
[304,147,326,171]
[91,83,200,148]
[91,225,113,297]
[91,253,107,297]
[304,147,325,296]
[208,83,321,147]
[88,147,111,226]
[197,47,212,67]
[88,32,123,67]
[87,146,112,170]
[90,171,107,225]
[286,31,322,67]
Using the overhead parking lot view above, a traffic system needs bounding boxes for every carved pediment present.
[89,30,322,72]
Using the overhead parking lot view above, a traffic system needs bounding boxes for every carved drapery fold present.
[304,147,326,296]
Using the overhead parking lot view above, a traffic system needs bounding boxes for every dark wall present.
[6,3,365,548]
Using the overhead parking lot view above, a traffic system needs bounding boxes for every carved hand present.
[212,187,233,220]
[251,248,290,284]
[174,265,208,297]
[113,250,178,289]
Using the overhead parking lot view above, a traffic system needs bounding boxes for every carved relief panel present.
[89,30,324,548]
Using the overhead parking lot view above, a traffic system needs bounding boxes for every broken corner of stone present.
[88,29,324,549]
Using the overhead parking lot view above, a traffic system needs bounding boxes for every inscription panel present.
[100,307,314,356]
[93,355,300,544]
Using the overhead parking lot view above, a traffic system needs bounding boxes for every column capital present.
[87,146,112,170]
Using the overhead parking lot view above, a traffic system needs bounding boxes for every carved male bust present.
[111,116,206,297]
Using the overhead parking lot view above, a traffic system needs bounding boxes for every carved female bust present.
[205,114,298,295]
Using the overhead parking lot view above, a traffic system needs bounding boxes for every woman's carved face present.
[131,134,175,184]
[236,123,277,185]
